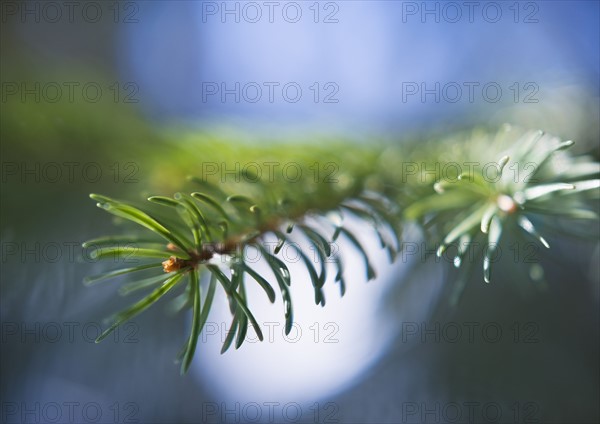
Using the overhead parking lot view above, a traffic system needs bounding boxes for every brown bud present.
[162,256,184,273]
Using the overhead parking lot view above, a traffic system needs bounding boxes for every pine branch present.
[83,126,599,373]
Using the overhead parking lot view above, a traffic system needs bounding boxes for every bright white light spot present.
[190,220,402,405]
[497,194,517,213]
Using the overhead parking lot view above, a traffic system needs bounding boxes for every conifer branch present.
[83,126,599,373]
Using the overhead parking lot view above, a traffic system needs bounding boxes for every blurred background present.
[1,1,599,423]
